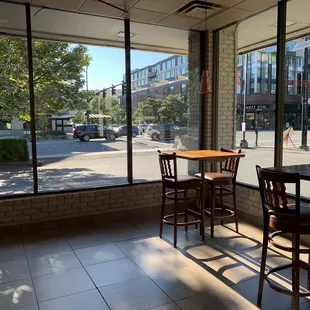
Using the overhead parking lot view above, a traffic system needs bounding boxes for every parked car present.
[146,124,186,140]
[116,125,141,137]
[73,124,118,142]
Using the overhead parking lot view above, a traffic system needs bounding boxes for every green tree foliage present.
[133,95,188,125]
[0,37,91,120]
[159,94,188,124]
[72,110,85,124]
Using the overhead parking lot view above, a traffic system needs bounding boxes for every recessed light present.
[272,20,297,28]
[116,31,135,38]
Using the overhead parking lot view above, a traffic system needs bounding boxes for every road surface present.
[1,131,310,197]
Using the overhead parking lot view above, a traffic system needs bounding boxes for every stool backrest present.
[256,165,300,215]
[158,150,177,182]
[220,148,242,180]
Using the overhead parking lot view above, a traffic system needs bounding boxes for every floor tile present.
[115,236,172,257]
[130,249,194,276]
[62,227,111,249]
[39,290,109,310]
[103,223,147,242]
[99,276,171,310]
[32,268,94,302]
[150,304,181,310]
[230,276,300,310]
[202,255,258,285]
[150,265,225,301]
[0,278,36,310]
[176,288,252,310]
[0,244,26,263]
[86,257,145,287]
[74,243,125,266]
[0,259,30,284]
[28,251,81,276]
[15,304,39,310]
[24,231,70,258]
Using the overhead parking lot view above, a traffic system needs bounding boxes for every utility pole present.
[301,44,309,149]
[240,54,249,148]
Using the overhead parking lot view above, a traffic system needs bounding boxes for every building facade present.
[121,55,189,110]
[236,42,310,130]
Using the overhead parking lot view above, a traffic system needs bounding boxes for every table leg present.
[200,160,205,240]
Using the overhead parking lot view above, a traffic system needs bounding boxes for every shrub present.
[0,138,29,162]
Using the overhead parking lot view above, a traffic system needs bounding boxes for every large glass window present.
[236,8,276,186]
[130,22,197,183]
[0,2,33,196]
[31,8,127,193]
[283,36,310,198]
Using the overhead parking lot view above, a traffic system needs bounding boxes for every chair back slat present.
[220,148,242,180]
[158,150,177,181]
[256,165,300,215]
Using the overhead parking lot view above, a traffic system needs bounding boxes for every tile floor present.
[0,218,309,310]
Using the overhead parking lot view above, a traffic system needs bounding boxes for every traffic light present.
[111,85,116,96]
[102,89,106,100]
[122,80,126,95]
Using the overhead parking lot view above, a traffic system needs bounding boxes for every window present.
[181,83,187,96]
[181,67,186,74]
[235,7,276,187]
[157,64,160,71]
[131,23,195,183]
[177,68,181,76]
[178,56,182,65]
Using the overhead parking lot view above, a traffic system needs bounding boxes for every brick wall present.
[0,183,166,227]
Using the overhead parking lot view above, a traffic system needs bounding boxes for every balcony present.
[0,216,306,310]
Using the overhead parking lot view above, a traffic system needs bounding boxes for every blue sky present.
[85,45,171,90]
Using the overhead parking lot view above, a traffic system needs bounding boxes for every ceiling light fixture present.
[116,31,135,38]
[200,0,212,94]
[96,0,126,13]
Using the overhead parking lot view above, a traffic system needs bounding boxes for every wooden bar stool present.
[256,166,310,310]
[196,148,241,238]
[158,151,205,248]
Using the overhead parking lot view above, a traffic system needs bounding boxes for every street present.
[1,131,310,197]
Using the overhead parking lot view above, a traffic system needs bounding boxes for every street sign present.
[293,41,310,51]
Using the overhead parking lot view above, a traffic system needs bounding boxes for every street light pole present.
[240,54,249,148]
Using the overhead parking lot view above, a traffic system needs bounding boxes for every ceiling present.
[238,0,310,53]
[0,0,281,54]
[1,0,309,54]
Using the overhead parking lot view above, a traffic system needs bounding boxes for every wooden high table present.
[172,150,245,235]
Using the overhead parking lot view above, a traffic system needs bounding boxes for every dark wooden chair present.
[256,165,310,310]
[158,150,205,247]
[196,148,241,238]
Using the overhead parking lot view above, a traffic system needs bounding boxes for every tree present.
[158,94,188,124]
[72,110,85,125]
[109,101,125,125]
[0,37,91,121]
[133,98,162,124]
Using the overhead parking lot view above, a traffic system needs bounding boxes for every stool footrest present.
[269,231,310,254]
[205,207,235,220]
[163,213,201,227]
[265,263,310,297]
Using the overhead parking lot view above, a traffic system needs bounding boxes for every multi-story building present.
[120,55,189,110]
[236,42,309,130]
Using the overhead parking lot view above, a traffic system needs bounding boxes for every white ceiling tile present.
[209,0,244,7]
[79,0,124,17]
[133,0,190,14]
[127,8,167,23]
[235,0,279,12]
[32,0,84,11]
[158,14,202,29]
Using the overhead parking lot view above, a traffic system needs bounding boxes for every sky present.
[85,45,171,91]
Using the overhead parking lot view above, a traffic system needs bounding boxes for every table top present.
[172,150,245,161]
[266,164,310,181]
